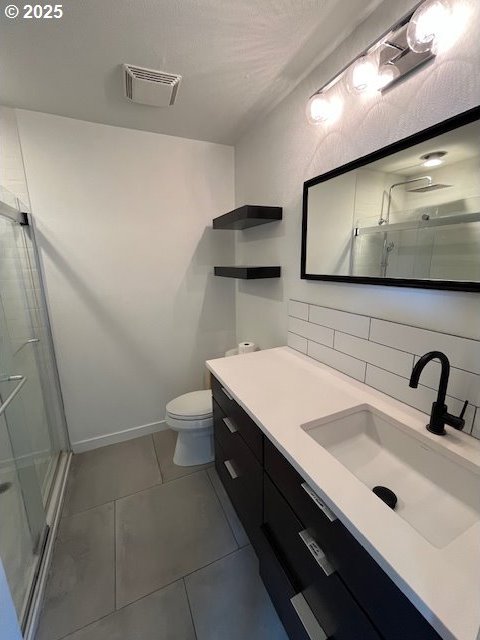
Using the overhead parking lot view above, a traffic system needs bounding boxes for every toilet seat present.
[166,413,213,432]
[166,390,212,421]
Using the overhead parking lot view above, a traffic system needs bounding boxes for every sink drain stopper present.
[372,485,397,510]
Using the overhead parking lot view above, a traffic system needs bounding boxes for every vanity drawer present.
[259,525,311,640]
[213,398,238,452]
[212,374,237,415]
[314,523,442,640]
[265,437,335,541]
[264,475,382,640]
[213,430,262,550]
[212,375,263,462]
[265,438,441,640]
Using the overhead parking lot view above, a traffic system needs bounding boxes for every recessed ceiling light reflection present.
[421,151,447,167]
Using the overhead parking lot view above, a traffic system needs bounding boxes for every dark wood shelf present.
[214,266,281,279]
[213,205,282,230]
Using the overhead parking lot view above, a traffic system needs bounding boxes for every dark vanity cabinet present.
[212,376,263,552]
[211,376,441,640]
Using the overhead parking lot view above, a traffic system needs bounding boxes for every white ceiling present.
[372,122,480,175]
[0,0,384,144]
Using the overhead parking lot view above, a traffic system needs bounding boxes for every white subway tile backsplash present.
[370,319,480,375]
[287,300,480,440]
[287,332,307,354]
[309,305,370,338]
[335,332,415,378]
[308,340,366,382]
[365,365,476,432]
[288,316,334,347]
[366,365,432,414]
[413,356,480,406]
[288,300,308,321]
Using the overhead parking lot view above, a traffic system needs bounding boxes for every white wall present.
[234,0,480,348]
[306,171,356,275]
[405,157,480,215]
[0,108,30,208]
[17,111,235,450]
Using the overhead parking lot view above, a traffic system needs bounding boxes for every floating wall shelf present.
[213,205,282,230]
[214,266,281,279]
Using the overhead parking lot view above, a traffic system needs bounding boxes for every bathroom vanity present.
[207,347,480,640]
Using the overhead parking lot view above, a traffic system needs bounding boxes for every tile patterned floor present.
[62,436,161,517]
[36,430,287,640]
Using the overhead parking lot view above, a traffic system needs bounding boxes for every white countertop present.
[206,347,480,640]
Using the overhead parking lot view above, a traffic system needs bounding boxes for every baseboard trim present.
[71,420,168,453]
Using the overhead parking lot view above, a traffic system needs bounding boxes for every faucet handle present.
[445,400,469,431]
[459,400,469,419]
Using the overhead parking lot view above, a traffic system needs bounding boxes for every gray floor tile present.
[207,467,250,548]
[185,546,288,640]
[36,504,115,640]
[62,580,195,640]
[153,429,212,482]
[116,470,237,608]
[64,436,162,515]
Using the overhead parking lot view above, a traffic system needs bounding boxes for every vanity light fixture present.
[306,93,333,124]
[376,63,401,90]
[406,0,451,54]
[306,0,466,125]
[421,151,447,167]
[306,92,343,125]
[346,55,378,94]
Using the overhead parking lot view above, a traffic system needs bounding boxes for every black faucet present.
[409,351,468,436]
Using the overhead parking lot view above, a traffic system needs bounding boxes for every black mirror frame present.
[300,105,480,292]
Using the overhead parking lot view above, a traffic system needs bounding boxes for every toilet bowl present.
[165,390,213,466]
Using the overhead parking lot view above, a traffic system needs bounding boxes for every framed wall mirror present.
[301,106,480,291]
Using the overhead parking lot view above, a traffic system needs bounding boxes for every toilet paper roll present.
[238,341,256,354]
[225,348,239,357]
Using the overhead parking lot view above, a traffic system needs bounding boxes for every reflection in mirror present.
[304,115,480,287]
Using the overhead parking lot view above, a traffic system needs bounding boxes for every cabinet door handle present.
[301,482,337,522]
[290,593,328,640]
[299,529,335,576]
[222,417,238,433]
[221,386,233,401]
[224,459,239,480]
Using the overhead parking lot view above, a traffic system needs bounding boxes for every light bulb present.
[421,151,447,167]
[406,0,451,54]
[376,64,400,90]
[423,158,443,167]
[306,94,331,124]
[346,55,378,94]
[306,93,342,125]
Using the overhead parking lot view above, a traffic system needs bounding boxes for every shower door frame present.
[19,211,72,640]
[0,199,72,640]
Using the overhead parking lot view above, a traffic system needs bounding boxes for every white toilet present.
[165,390,214,466]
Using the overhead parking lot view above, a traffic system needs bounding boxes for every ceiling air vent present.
[123,64,182,107]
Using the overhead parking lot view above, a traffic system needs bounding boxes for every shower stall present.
[0,186,70,638]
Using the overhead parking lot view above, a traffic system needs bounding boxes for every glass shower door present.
[0,410,46,620]
[0,208,53,624]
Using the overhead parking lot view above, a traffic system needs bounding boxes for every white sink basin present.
[302,405,480,548]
